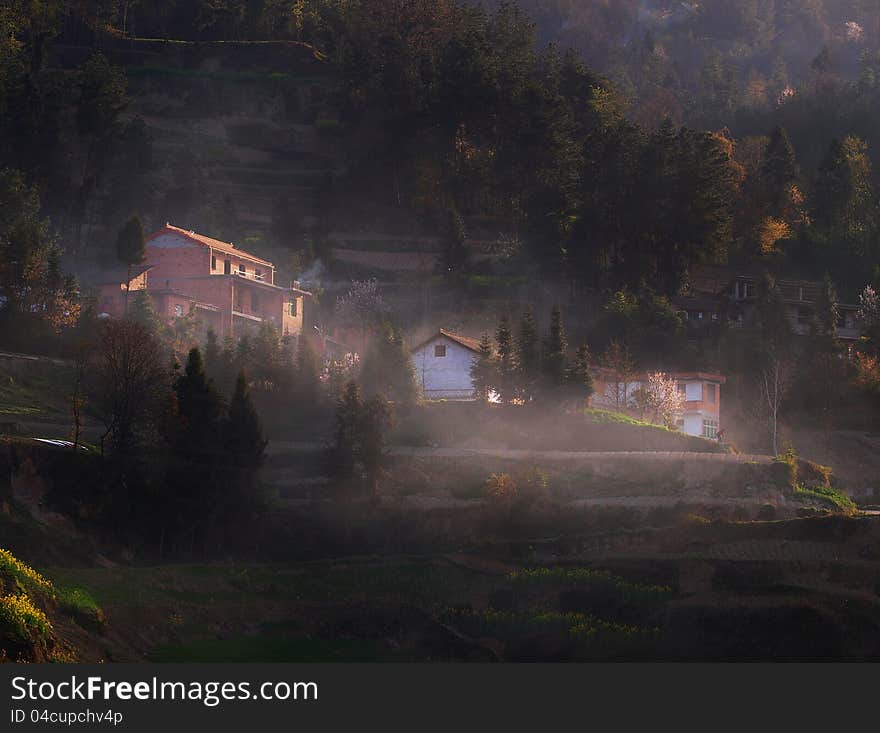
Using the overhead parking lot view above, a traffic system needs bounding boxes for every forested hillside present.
[3,1,879,300]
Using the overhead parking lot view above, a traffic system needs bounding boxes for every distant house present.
[674,265,862,341]
[412,329,483,401]
[592,369,726,439]
[97,223,311,340]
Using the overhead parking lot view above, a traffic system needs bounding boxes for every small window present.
[706,383,717,404]
[174,304,184,317]
[255,269,263,281]
[288,300,298,317]
[677,383,687,396]
[435,345,447,358]
[239,264,246,276]
[702,418,719,439]
[211,255,217,270]
[224,260,231,274]
[252,294,260,313]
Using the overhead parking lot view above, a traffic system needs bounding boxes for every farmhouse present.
[97,223,311,340]
[592,369,726,439]
[412,329,483,400]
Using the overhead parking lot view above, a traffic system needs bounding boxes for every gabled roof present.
[413,329,483,354]
[148,223,275,268]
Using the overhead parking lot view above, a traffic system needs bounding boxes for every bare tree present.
[69,343,88,451]
[758,352,792,456]
[601,340,638,411]
[92,320,168,460]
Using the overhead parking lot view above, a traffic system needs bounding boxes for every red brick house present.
[97,224,311,339]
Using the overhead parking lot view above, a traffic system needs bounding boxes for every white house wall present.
[413,337,477,400]
[682,413,704,437]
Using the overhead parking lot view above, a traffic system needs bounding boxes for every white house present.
[592,369,726,439]
[412,329,482,400]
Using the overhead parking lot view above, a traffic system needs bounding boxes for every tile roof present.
[413,329,483,354]
[150,223,275,268]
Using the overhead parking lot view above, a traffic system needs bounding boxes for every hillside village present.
[3,0,880,664]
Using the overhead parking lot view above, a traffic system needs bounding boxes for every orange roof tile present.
[149,223,275,268]
[413,329,483,354]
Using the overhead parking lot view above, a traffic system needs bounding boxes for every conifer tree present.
[127,290,162,336]
[495,316,516,404]
[516,310,540,403]
[225,371,267,470]
[566,344,595,407]
[329,380,362,479]
[542,305,568,401]
[470,332,496,404]
[359,324,420,406]
[360,394,393,497]
[760,125,798,215]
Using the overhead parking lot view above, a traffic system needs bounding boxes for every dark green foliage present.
[225,372,267,471]
[0,168,78,350]
[759,126,799,216]
[515,310,540,403]
[359,324,420,406]
[565,344,594,406]
[127,290,162,337]
[541,306,568,401]
[470,333,496,404]
[328,380,394,495]
[329,381,362,480]
[495,316,516,405]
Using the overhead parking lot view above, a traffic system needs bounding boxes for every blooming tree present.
[643,372,685,427]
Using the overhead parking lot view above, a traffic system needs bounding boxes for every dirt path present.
[267,441,774,464]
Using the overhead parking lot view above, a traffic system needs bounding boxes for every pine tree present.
[760,125,798,215]
[329,381,362,479]
[566,344,595,407]
[470,332,496,404]
[360,394,393,497]
[115,216,146,314]
[172,348,225,450]
[167,347,226,538]
[127,290,162,336]
[495,316,516,404]
[542,305,568,401]
[225,371,267,470]
[516,310,540,403]
[359,324,420,405]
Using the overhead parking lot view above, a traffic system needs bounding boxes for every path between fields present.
[267,441,774,464]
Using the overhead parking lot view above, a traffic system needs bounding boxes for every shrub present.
[484,473,517,502]
[0,548,54,595]
[58,587,104,629]
[795,485,857,515]
[0,593,51,641]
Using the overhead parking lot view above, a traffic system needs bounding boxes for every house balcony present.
[232,310,263,323]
